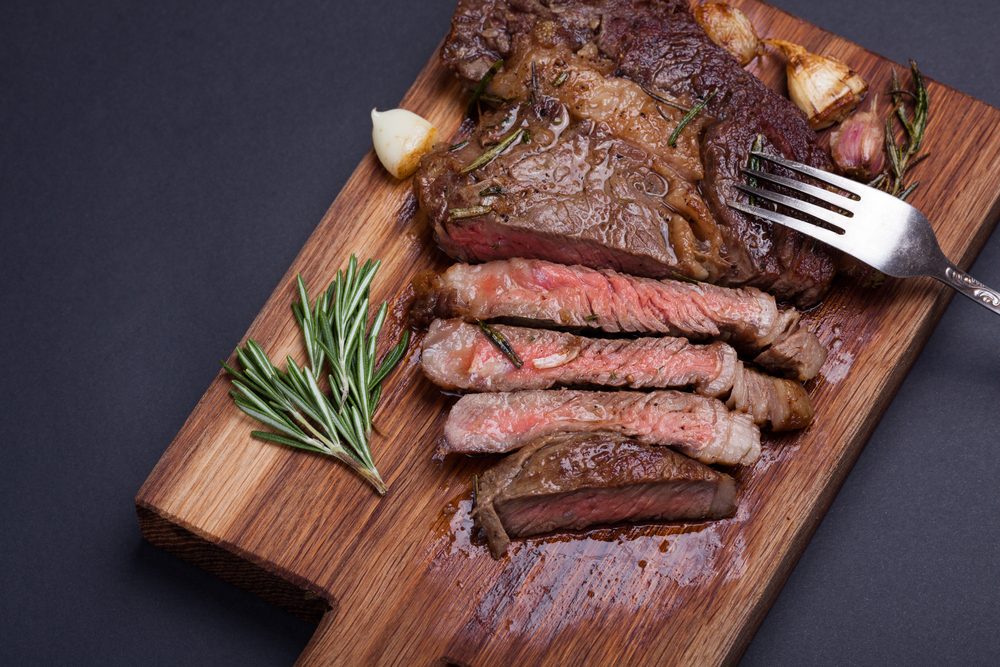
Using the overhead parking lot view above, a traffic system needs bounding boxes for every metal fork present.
[729,150,1000,316]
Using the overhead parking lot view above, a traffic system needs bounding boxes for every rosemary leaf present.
[479,185,504,197]
[640,84,690,112]
[477,320,523,368]
[668,90,716,147]
[449,205,493,220]
[552,71,569,87]
[448,140,470,152]
[467,59,504,116]
[460,128,527,174]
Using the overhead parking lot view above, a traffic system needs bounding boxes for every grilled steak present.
[411,259,827,380]
[443,389,760,466]
[436,0,838,306]
[474,431,738,557]
[421,318,812,429]
[418,25,729,283]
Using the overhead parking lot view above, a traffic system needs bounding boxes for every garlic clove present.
[766,39,868,130]
[694,2,762,67]
[371,108,438,179]
[830,95,885,180]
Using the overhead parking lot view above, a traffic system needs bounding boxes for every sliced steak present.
[474,431,737,557]
[443,389,761,466]
[411,259,827,379]
[416,103,726,283]
[422,318,736,395]
[438,0,838,306]
[420,318,812,430]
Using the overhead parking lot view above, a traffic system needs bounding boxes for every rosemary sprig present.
[468,59,504,116]
[449,205,493,220]
[880,60,930,197]
[460,128,529,174]
[668,90,716,147]
[223,256,410,495]
[477,320,523,368]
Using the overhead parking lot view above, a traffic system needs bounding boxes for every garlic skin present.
[829,96,885,180]
[766,39,868,130]
[370,108,438,179]
[694,2,762,66]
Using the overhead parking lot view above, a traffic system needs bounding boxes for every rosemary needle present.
[460,128,528,174]
[223,256,409,495]
[668,90,716,147]
[477,320,523,368]
[467,59,504,116]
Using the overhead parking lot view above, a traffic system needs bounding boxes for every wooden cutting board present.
[136,2,1000,664]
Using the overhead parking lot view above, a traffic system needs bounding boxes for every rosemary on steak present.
[668,90,717,147]
[879,60,930,198]
[477,320,523,368]
[552,70,569,88]
[223,256,409,495]
[449,205,493,220]
[460,127,529,174]
[640,84,690,112]
[468,58,504,116]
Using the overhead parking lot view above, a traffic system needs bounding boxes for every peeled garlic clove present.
[694,2,762,66]
[371,108,438,179]
[830,95,885,180]
[766,39,867,130]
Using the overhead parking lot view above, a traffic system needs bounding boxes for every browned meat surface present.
[416,102,726,282]
[726,363,813,432]
[437,0,838,306]
[443,388,760,465]
[411,259,827,379]
[474,431,737,557]
[420,318,812,430]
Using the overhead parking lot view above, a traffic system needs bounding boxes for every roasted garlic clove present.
[694,2,762,66]
[830,95,885,180]
[371,108,438,179]
[766,39,868,130]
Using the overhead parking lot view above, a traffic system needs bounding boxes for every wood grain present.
[135,2,1000,665]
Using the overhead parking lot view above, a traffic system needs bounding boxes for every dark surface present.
[0,0,997,664]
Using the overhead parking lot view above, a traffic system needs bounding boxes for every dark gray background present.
[1,1,997,664]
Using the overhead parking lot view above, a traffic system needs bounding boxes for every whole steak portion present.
[438,0,837,306]
[474,431,737,557]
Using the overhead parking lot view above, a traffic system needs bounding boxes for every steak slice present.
[439,0,838,306]
[420,318,812,430]
[474,431,738,557]
[416,103,726,283]
[411,258,827,380]
[443,388,761,466]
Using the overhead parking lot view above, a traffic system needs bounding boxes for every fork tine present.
[727,198,847,250]
[742,167,858,212]
[733,184,849,230]
[751,150,865,194]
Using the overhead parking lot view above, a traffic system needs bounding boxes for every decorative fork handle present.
[937,263,1000,315]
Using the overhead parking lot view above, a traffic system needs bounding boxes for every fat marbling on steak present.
[411,259,827,381]
[434,0,838,306]
[442,388,761,466]
[421,318,813,430]
[474,431,738,557]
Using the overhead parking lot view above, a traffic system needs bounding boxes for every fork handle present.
[937,263,1000,316]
